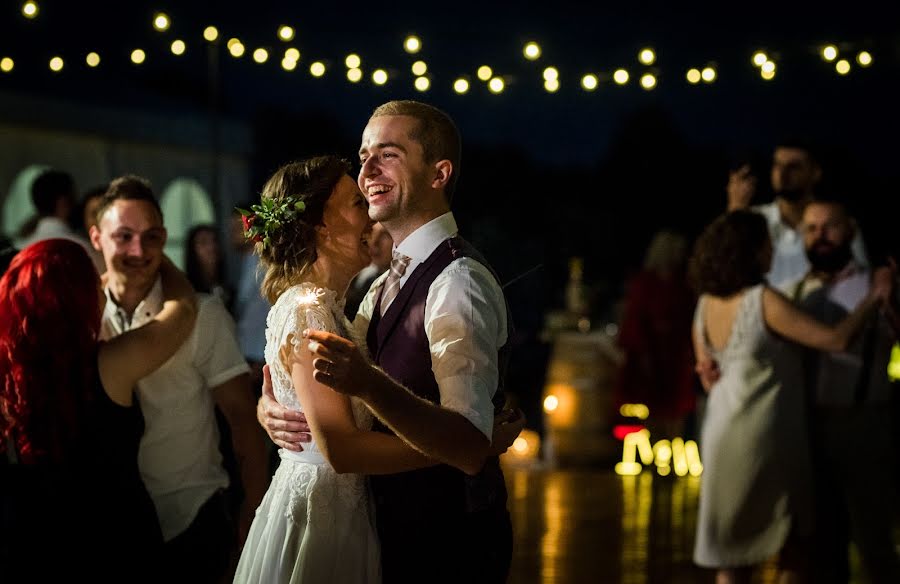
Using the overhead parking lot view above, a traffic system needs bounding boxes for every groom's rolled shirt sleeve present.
[426,259,508,441]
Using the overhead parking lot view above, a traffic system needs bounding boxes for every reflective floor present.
[504,463,898,583]
[504,465,712,583]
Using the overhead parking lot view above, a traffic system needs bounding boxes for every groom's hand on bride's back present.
[257,364,312,452]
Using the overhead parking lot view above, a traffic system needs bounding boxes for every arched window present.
[159,178,215,269]
[2,164,51,240]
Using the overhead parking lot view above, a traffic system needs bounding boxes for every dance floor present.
[502,464,877,584]
[504,465,713,583]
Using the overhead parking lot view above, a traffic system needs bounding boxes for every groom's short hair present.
[370,100,461,203]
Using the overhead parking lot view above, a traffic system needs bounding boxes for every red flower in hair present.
[241,213,255,232]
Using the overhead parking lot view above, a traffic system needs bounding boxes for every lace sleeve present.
[286,291,340,354]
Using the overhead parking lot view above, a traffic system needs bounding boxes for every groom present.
[257,100,520,582]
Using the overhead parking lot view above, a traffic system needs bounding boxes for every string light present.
[411,60,427,76]
[640,73,657,89]
[752,51,768,67]
[372,69,388,85]
[203,26,219,42]
[278,25,295,42]
[253,48,269,64]
[453,78,470,94]
[581,74,598,90]
[347,67,362,82]
[544,78,559,92]
[701,66,716,82]
[857,51,872,66]
[414,76,430,91]
[761,61,775,74]
[22,2,38,19]
[613,69,629,85]
[835,59,850,75]
[1,58,14,73]
[524,42,541,60]
[131,49,146,65]
[49,56,64,72]
[285,48,300,62]
[477,65,493,81]
[281,57,296,71]
[153,13,170,32]
[227,39,245,58]
[310,61,326,77]
[404,36,421,54]
[86,52,100,67]
[542,66,558,82]
[639,48,656,65]
[822,45,838,62]
[345,54,361,69]
[488,77,505,94]
[171,40,186,56]
[686,68,701,84]
[761,68,776,81]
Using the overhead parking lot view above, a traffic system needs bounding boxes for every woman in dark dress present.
[0,239,197,582]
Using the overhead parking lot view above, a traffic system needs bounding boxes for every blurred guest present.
[74,185,108,235]
[614,229,696,438]
[726,139,867,288]
[14,169,102,271]
[689,210,892,584]
[185,224,233,311]
[345,221,393,319]
[73,185,108,271]
[0,239,196,582]
[785,198,900,584]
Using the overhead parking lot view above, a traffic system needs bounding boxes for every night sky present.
[3,0,899,267]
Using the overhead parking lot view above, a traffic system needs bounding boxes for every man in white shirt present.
[783,199,899,584]
[726,141,867,288]
[90,175,268,583]
[258,101,524,582]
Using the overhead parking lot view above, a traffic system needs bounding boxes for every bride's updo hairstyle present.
[257,155,351,303]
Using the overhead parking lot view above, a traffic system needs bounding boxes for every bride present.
[234,156,444,582]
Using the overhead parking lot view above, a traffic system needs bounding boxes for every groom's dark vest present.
[366,236,510,525]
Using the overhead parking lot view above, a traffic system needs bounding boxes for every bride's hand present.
[305,329,372,397]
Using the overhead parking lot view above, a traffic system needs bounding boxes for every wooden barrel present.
[542,331,621,466]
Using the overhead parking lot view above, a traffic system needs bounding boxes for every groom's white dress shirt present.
[354,212,507,441]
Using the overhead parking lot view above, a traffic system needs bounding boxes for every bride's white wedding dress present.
[234,284,380,583]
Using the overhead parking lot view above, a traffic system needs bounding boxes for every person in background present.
[186,224,234,311]
[73,185,108,271]
[784,198,900,584]
[615,229,696,439]
[0,239,197,582]
[726,139,867,288]
[689,210,893,584]
[14,169,103,272]
[344,221,393,319]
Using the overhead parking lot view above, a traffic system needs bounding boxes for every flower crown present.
[237,196,306,249]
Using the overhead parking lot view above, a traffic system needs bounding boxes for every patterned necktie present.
[380,251,412,316]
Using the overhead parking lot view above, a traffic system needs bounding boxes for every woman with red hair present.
[0,239,197,582]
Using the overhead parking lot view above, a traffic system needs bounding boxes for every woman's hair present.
[185,224,224,293]
[689,210,770,296]
[256,156,351,303]
[0,239,101,464]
